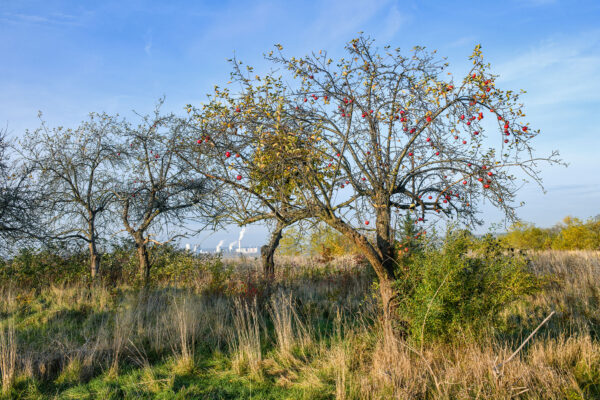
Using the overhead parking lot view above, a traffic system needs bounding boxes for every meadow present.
[0,248,599,399]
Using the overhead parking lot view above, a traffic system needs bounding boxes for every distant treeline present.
[501,216,600,250]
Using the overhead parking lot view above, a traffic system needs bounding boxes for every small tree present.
[201,36,562,341]
[19,114,120,278]
[180,72,335,278]
[112,104,217,283]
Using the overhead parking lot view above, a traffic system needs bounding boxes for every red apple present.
[236,175,242,180]
[484,184,490,188]
[365,220,369,225]
[522,126,528,132]
[463,180,467,184]
[225,151,231,158]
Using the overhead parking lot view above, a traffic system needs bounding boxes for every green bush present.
[0,247,87,288]
[502,221,554,250]
[396,231,541,343]
[500,216,600,251]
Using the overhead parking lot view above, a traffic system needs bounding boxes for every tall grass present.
[231,298,262,376]
[0,251,597,398]
[0,320,16,395]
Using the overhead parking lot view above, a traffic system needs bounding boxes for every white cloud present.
[0,11,84,27]
[495,30,600,107]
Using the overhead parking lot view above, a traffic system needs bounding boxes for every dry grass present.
[0,319,16,395]
[0,250,597,398]
[230,297,263,377]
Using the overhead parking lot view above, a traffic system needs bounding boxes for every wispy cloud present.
[306,0,401,46]
[496,30,600,107]
[144,31,152,56]
[523,0,557,6]
[0,11,84,27]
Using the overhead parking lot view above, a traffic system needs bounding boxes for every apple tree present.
[180,68,358,278]
[202,36,561,339]
[18,113,121,278]
[111,103,219,283]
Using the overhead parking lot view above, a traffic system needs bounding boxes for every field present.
[0,251,599,399]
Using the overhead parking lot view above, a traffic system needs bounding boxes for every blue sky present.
[1,0,599,248]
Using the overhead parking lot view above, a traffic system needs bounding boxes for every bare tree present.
[0,129,41,250]
[18,114,120,278]
[112,103,218,283]
[195,36,563,341]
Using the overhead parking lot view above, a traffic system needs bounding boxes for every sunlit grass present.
[0,251,598,399]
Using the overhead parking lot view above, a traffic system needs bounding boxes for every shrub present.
[396,231,541,343]
[551,216,600,250]
[0,247,87,288]
[502,221,554,250]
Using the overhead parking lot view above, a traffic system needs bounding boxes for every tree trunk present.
[322,205,398,344]
[90,244,100,280]
[136,241,150,284]
[88,220,100,280]
[89,242,100,280]
[375,201,397,277]
[261,222,284,279]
